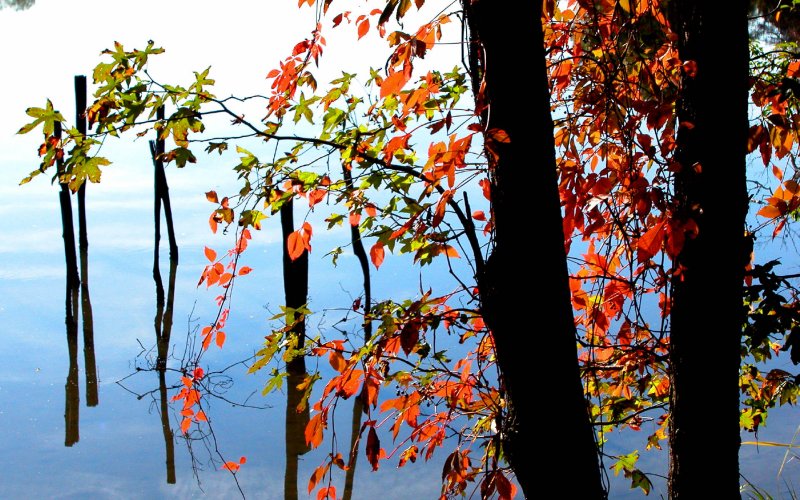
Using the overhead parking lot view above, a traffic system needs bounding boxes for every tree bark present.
[667,1,749,496]
[463,2,605,497]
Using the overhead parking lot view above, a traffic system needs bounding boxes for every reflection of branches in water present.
[116,327,269,496]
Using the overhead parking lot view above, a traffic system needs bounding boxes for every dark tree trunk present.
[74,75,98,408]
[462,3,605,498]
[280,198,310,500]
[667,1,750,497]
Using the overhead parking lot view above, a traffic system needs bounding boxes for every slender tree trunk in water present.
[56,120,81,446]
[667,1,749,496]
[151,104,178,484]
[281,198,310,500]
[74,75,98,407]
[462,3,605,497]
[341,164,372,500]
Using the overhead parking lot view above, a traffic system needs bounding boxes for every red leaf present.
[349,211,361,226]
[370,242,385,269]
[472,210,486,221]
[238,266,253,276]
[400,321,419,355]
[193,367,204,380]
[204,246,217,262]
[365,427,381,471]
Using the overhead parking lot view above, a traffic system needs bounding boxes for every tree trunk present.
[463,3,605,498]
[281,198,310,500]
[667,1,749,496]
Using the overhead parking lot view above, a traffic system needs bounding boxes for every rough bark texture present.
[667,1,750,496]
[463,2,605,497]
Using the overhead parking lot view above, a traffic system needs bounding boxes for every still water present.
[1,2,799,498]
[1,147,799,500]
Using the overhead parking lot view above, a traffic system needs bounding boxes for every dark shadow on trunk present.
[74,75,98,408]
[460,3,605,497]
[666,1,749,497]
[151,105,178,484]
[341,164,372,500]
[281,197,310,500]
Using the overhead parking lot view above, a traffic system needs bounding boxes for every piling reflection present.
[64,289,80,447]
[151,111,179,484]
[284,365,310,500]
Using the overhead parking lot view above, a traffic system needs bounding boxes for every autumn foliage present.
[17,0,800,497]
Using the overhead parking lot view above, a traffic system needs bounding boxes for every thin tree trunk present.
[667,1,749,496]
[152,104,178,484]
[462,3,605,497]
[56,120,81,446]
[341,164,372,500]
[74,74,98,408]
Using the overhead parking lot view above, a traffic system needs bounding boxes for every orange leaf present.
[757,205,783,219]
[219,272,233,286]
[206,190,219,203]
[357,18,370,39]
[472,210,486,221]
[788,60,800,78]
[637,220,666,263]
[365,203,377,217]
[287,230,305,261]
[209,214,218,234]
[380,69,410,98]
[238,266,253,276]
[479,178,491,201]
[370,242,385,269]
[329,350,346,372]
[305,413,325,448]
[432,190,453,227]
[180,417,192,434]
[204,246,217,262]
[317,486,336,500]
[216,330,226,348]
[195,410,208,422]
[349,211,361,227]
[181,408,194,417]
[308,465,328,494]
[221,461,241,472]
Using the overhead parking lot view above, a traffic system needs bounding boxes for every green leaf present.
[612,450,639,476]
